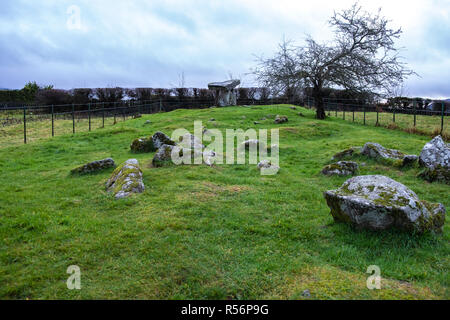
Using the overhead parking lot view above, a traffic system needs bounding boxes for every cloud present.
[0,0,449,98]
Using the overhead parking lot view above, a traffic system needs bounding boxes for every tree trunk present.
[313,88,326,119]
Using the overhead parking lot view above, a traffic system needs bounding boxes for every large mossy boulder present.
[152,144,182,167]
[130,137,155,153]
[130,131,175,153]
[321,161,358,176]
[106,159,145,199]
[361,142,418,167]
[324,175,445,233]
[71,158,115,175]
[152,131,176,149]
[418,136,450,184]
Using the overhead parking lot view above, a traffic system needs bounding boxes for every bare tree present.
[253,38,301,102]
[253,3,415,119]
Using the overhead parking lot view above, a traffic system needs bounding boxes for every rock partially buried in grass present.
[71,158,115,175]
[130,137,155,153]
[331,147,362,161]
[106,159,144,199]
[418,135,450,184]
[361,142,418,167]
[274,115,288,124]
[152,144,179,167]
[321,161,358,176]
[130,131,176,153]
[152,144,216,167]
[324,175,445,233]
[257,159,280,175]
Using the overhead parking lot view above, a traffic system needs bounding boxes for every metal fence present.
[0,97,292,145]
[305,97,449,136]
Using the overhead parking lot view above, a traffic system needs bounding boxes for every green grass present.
[0,105,448,299]
[331,110,449,140]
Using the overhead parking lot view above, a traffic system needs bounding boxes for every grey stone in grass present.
[106,159,144,199]
[130,131,175,153]
[71,158,115,175]
[419,136,450,169]
[324,175,445,233]
[274,115,288,124]
[331,147,362,161]
[152,131,176,150]
[418,136,449,183]
[321,161,358,176]
[257,159,280,175]
[361,142,418,167]
[152,144,217,167]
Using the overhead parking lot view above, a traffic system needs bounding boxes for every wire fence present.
[305,97,449,138]
[1,96,448,147]
[0,97,291,147]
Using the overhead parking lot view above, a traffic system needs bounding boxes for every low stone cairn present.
[106,159,145,199]
[321,161,358,176]
[324,175,445,233]
[71,158,115,175]
[418,135,449,184]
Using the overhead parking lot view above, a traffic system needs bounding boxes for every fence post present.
[393,107,396,123]
[88,102,91,131]
[159,98,163,112]
[72,103,75,134]
[51,104,54,137]
[102,102,105,128]
[441,102,445,134]
[23,106,27,144]
[343,105,345,120]
[376,108,379,126]
[352,108,355,122]
[363,105,366,125]
[114,102,117,124]
[413,101,417,127]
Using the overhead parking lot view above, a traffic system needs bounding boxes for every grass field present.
[1,106,448,149]
[0,104,448,299]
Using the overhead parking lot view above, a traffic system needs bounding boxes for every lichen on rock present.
[361,142,418,167]
[130,137,155,153]
[106,159,145,199]
[152,131,176,150]
[418,135,449,183]
[71,158,115,175]
[323,175,445,233]
[321,161,358,176]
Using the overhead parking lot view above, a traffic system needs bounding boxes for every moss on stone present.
[130,137,156,153]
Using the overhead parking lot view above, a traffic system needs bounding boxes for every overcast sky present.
[0,0,449,98]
